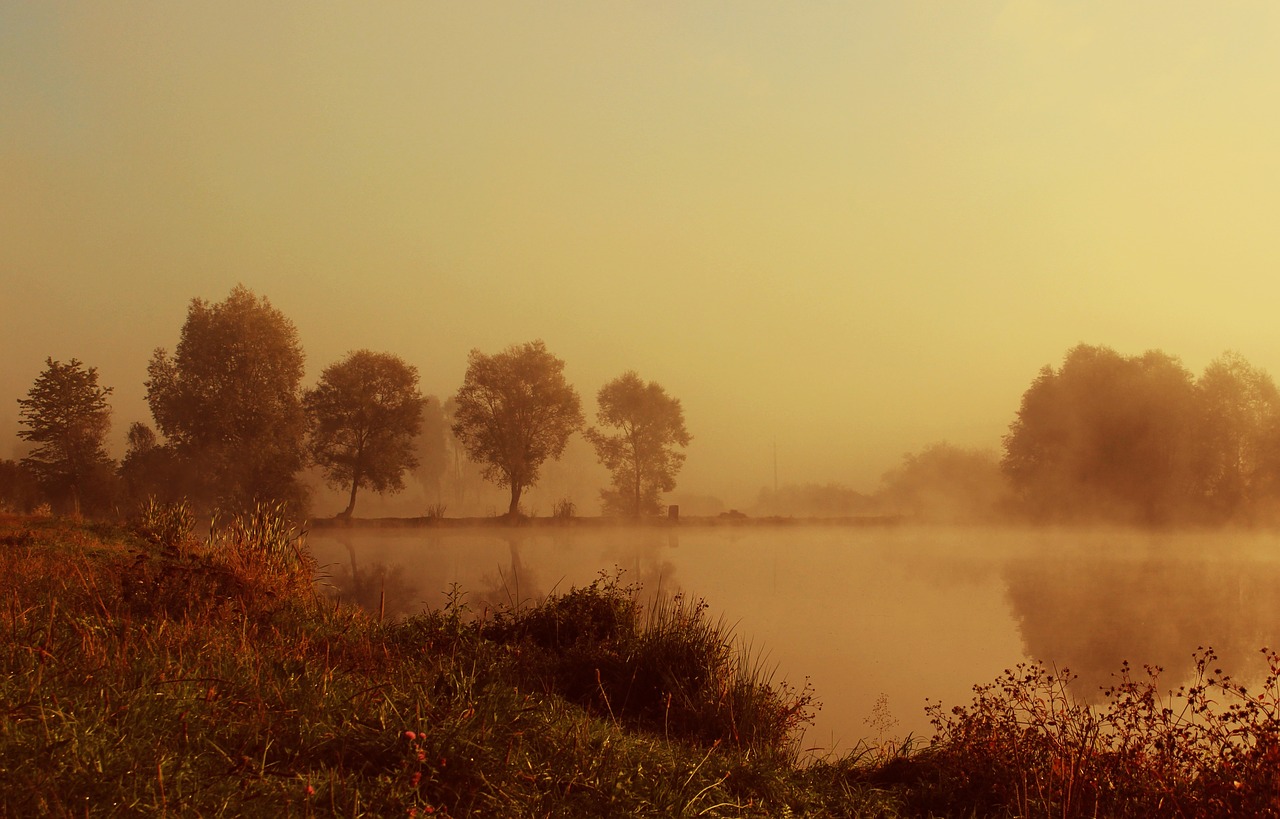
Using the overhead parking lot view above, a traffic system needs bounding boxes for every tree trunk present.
[342,477,359,519]
[633,462,642,517]
[628,427,644,518]
[508,483,523,517]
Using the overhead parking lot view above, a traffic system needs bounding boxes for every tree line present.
[748,344,1280,527]
[1002,344,1280,525]
[3,285,690,520]
[9,289,1280,527]
[865,343,1280,526]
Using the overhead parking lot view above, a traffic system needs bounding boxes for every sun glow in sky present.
[5,2,1280,506]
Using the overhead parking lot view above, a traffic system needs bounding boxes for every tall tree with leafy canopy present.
[17,358,114,516]
[585,371,691,517]
[1002,344,1198,523]
[451,341,583,517]
[146,285,307,511]
[305,350,425,518]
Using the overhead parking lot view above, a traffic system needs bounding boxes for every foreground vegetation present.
[3,512,1280,816]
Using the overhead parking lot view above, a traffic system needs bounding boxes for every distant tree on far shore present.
[1193,352,1280,522]
[585,371,691,517]
[451,341,583,517]
[305,350,424,519]
[750,483,877,518]
[17,358,115,516]
[878,442,1006,522]
[412,396,450,507]
[998,343,1280,524]
[1002,345,1199,524]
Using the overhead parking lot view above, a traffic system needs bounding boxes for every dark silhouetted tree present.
[1193,351,1280,521]
[451,341,583,517]
[305,350,424,519]
[146,285,307,511]
[1002,344,1198,524]
[17,358,114,516]
[118,421,186,507]
[126,421,157,456]
[584,371,691,517]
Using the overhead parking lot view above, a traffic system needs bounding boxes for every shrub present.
[552,498,576,519]
[481,572,816,759]
[921,648,1280,817]
[122,501,314,619]
[207,500,314,601]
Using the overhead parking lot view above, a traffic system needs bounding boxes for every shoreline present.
[307,513,908,529]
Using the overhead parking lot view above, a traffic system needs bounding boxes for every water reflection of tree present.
[470,528,681,616]
[319,534,418,621]
[316,527,683,623]
[598,529,681,610]
[1004,555,1280,698]
[472,532,542,612]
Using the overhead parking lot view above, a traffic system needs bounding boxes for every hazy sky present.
[5,2,1280,506]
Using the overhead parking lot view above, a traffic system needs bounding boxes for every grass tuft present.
[480,571,818,763]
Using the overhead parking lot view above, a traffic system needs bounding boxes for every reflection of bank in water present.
[316,533,419,620]
[1004,544,1280,698]
[311,527,682,623]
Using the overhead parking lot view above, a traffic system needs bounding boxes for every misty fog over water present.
[308,524,1280,754]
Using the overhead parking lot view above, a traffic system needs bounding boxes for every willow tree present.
[585,371,691,517]
[450,341,583,517]
[305,350,424,518]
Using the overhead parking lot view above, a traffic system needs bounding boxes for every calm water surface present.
[307,524,1280,754]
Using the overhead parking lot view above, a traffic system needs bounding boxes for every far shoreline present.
[307,513,908,529]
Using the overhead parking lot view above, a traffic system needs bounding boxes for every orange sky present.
[5,2,1280,507]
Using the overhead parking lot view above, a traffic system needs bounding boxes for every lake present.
[307,523,1280,755]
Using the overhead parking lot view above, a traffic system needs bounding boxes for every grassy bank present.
[0,511,889,817]
[2,511,1279,817]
